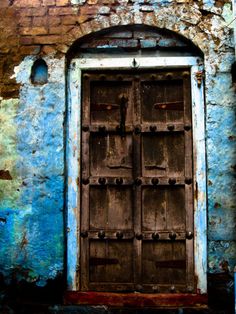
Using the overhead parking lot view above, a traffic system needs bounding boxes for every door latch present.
[119,94,128,138]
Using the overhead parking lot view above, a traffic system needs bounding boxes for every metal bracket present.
[195,70,204,88]
[131,58,139,68]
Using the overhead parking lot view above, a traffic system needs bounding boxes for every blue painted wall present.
[0,58,65,286]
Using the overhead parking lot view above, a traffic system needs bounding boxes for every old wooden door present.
[80,70,194,293]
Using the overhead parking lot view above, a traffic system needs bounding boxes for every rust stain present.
[228,135,236,141]
[0,170,13,180]
[154,101,183,110]
[20,232,28,250]
[214,202,221,209]
[219,260,229,273]
[92,103,119,110]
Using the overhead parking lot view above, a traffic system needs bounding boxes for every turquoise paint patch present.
[207,103,236,268]
[206,73,235,106]
[0,57,66,286]
[208,241,236,273]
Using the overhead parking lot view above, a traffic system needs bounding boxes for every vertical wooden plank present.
[142,187,166,231]
[133,77,142,290]
[183,71,194,292]
[81,74,91,291]
[167,133,185,177]
[167,186,185,231]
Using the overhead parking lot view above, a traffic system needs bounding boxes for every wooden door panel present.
[142,133,185,177]
[142,241,186,285]
[141,80,184,123]
[166,186,185,230]
[90,81,132,124]
[89,186,133,230]
[81,70,194,293]
[90,133,133,177]
[142,186,185,231]
[142,187,166,231]
[89,240,134,283]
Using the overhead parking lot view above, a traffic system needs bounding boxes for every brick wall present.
[0,0,232,97]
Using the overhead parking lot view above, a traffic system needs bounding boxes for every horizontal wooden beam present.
[64,292,208,308]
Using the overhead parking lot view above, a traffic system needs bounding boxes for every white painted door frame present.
[66,56,207,293]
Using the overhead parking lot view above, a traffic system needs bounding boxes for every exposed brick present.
[0,27,16,38]
[88,0,98,4]
[49,25,73,35]
[41,45,57,54]
[33,35,61,44]
[80,39,109,48]
[68,27,84,40]
[18,17,32,27]
[0,84,20,98]
[108,39,138,48]
[14,0,41,7]
[0,17,16,28]
[49,7,78,15]
[157,38,187,47]
[102,0,115,3]
[0,44,10,54]
[56,0,70,5]
[79,21,93,34]
[60,33,74,45]
[89,18,103,32]
[133,31,161,39]
[140,39,157,48]
[61,15,88,25]
[77,15,91,24]
[106,31,133,38]
[42,0,55,5]
[20,27,48,36]
[0,0,9,8]
[20,36,35,45]
[20,8,47,16]
[56,43,69,53]
[48,17,61,26]
[19,45,41,55]
[80,6,99,15]
[32,16,48,27]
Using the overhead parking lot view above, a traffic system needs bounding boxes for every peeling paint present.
[0,57,65,286]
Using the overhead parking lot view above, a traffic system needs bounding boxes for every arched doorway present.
[66,25,207,307]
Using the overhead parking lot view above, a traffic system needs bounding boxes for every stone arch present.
[66,24,203,60]
[64,5,229,58]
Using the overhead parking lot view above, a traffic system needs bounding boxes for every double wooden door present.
[80,70,194,293]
